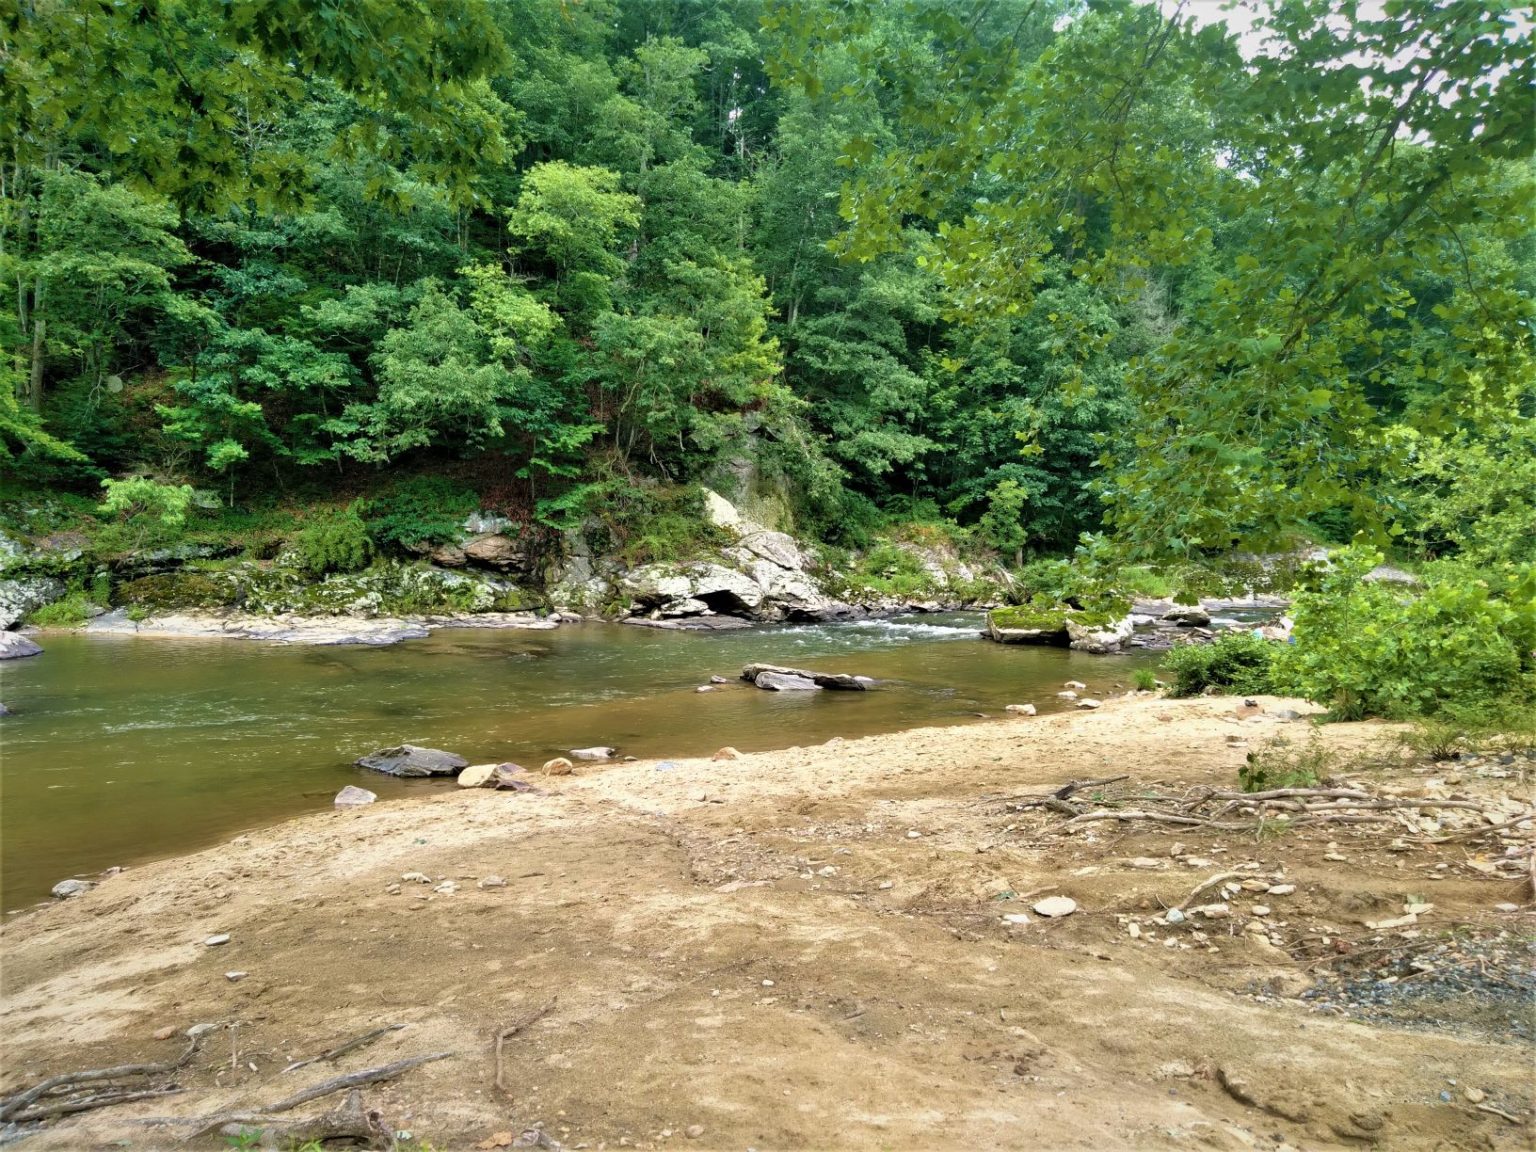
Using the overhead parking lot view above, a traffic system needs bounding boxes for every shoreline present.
[3,696,1530,1150]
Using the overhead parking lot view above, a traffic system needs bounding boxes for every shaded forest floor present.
[2,697,1532,1151]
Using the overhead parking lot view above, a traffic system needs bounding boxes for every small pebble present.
[204,934,231,946]
[1033,896,1077,918]
[478,876,506,889]
[877,881,895,890]
[1250,905,1271,917]
[152,1025,177,1040]
[1464,1087,1486,1104]
[761,979,774,987]
[1002,913,1032,926]
[1267,884,1296,896]
[225,971,248,982]
[686,1125,705,1139]
[906,830,922,839]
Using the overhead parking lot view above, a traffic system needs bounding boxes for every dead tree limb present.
[0,1036,203,1121]
[264,1052,454,1114]
[283,1024,406,1073]
[7,1087,184,1124]
[495,1001,557,1093]
[217,1089,395,1151]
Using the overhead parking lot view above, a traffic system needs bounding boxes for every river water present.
[0,614,1153,908]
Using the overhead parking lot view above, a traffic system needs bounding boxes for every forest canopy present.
[3,0,1532,563]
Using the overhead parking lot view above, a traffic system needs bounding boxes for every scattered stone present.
[1003,913,1032,926]
[1056,690,1078,700]
[434,881,458,895]
[401,872,432,884]
[569,746,616,761]
[709,675,729,685]
[204,934,231,946]
[186,1023,220,1039]
[1063,680,1087,690]
[696,685,715,693]
[878,880,895,890]
[1250,905,1271,917]
[457,764,502,788]
[1267,884,1297,896]
[1464,1088,1486,1104]
[1076,698,1103,710]
[152,1025,177,1040]
[1128,857,1163,869]
[1494,902,1519,913]
[225,971,248,982]
[1194,903,1231,919]
[478,876,507,889]
[1323,852,1348,863]
[385,884,401,895]
[50,878,91,899]
[1274,708,1302,721]
[817,866,837,878]
[355,744,467,778]
[333,785,377,807]
[1162,605,1211,627]
[1164,908,1186,925]
[1032,896,1078,918]
[712,746,741,761]
[1004,703,1037,716]
[906,830,922,839]
[686,1125,706,1140]
[0,633,43,660]
[541,757,575,775]
[1128,922,1141,939]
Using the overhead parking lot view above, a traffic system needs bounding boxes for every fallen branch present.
[0,1035,203,1121]
[7,1087,184,1124]
[283,1024,406,1074]
[1054,810,1240,831]
[218,1089,395,1150]
[265,1052,454,1114]
[496,1001,557,1093]
[1475,1102,1525,1125]
[1422,808,1536,843]
[1174,870,1259,912]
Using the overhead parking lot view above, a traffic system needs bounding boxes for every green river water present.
[0,614,1152,909]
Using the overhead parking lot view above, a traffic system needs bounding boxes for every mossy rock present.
[117,572,237,610]
[986,603,1071,645]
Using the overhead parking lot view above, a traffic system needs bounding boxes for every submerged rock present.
[51,878,92,899]
[0,632,43,660]
[569,746,615,761]
[355,744,468,777]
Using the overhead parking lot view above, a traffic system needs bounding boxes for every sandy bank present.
[2,697,1531,1150]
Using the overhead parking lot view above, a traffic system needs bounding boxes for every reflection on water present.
[0,615,1151,907]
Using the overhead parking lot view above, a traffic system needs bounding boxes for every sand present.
[2,695,1531,1150]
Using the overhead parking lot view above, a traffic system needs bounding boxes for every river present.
[0,614,1154,908]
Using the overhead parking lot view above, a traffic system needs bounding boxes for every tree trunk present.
[27,283,45,411]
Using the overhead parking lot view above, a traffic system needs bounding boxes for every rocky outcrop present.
[0,632,43,659]
[754,671,820,691]
[0,575,66,629]
[985,605,1071,646]
[355,744,468,777]
[82,606,555,645]
[1066,614,1135,654]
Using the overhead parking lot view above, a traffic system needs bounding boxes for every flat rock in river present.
[0,632,43,659]
[355,744,468,777]
[754,671,821,691]
[741,663,866,690]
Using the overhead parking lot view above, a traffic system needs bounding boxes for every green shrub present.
[26,591,92,627]
[1287,547,1536,720]
[96,476,194,551]
[362,476,478,551]
[1132,667,1158,691]
[1161,631,1282,697]
[117,572,232,610]
[289,504,373,577]
[1237,735,1327,793]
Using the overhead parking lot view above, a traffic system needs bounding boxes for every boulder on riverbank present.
[355,744,468,777]
[985,605,1071,646]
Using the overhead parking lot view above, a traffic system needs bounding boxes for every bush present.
[1237,735,1328,793]
[26,591,93,627]
[289,504,373,577]
[361,476,478,551]
[1132,667,1158,691]
[1287,547,1536,720]
[97,476,194,551]
[1161,631,1282,697]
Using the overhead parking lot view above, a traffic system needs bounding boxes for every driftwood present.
[0,1034,203,1123]
[6,1087,184,1124]
[495,1001,557,1093]
[218,1088,395,1150]
[1173,870,1259,912]
[283,1024,406,1073]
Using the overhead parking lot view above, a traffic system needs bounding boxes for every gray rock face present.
[1162,605,1212,627]
[742,662,867,690]
[0,576,67,629]
[463,533,527,570]
[0,632,43,660]
[355,744,468,777]
[754,671,821,691]
[1067,614,1135,654]
[334,785,378,807]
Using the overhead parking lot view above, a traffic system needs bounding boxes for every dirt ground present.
[2,695,1532,1152]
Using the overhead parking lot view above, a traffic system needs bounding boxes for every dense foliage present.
[2,1,1531,578]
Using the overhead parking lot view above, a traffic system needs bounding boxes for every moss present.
[988,603,1071,632]
[117,572,236,610]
